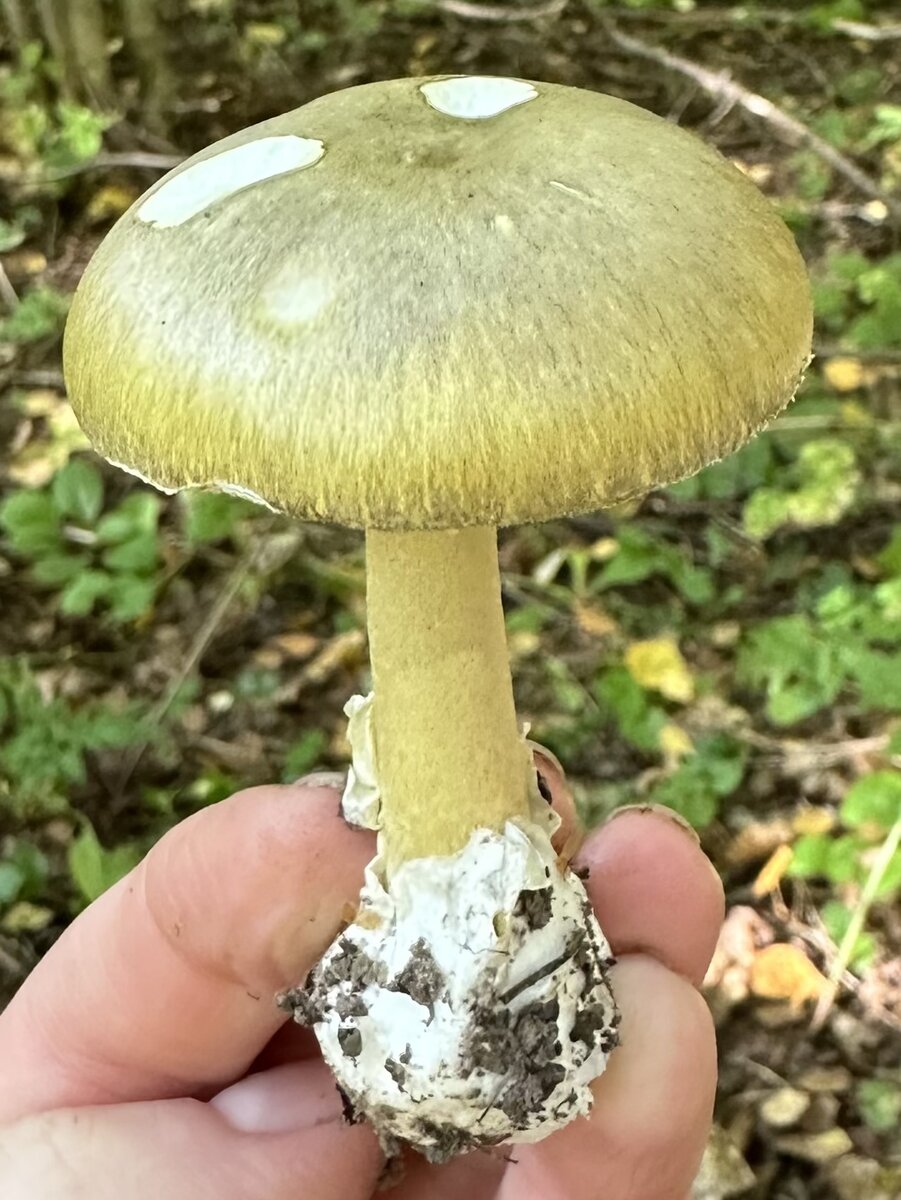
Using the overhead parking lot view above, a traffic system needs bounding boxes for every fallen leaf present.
[824,357,865,392]
[1,902,54,933]
[750,943,827,1007]
[759,1086,810,1128]
[753,844,794,896]
[692,1124,755,1200]
[271,631,319,660]
[724,817,792,868]
[574,600,618,638]
[659,722,694,762]
[775,1128,852,1164]
[86,183,140,224]
[792,806,836,836]
[625,636,695,703]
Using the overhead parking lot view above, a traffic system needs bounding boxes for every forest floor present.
[1,3,900,1198]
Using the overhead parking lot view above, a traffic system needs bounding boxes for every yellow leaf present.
[86,184,140,224]
[1,902,54,933]
[625,636,695,704]
[659,722,694,762]
[750,943,827,1007]
[753,844,794,897]
[792,807,835,836]
[823,357,864,393]
[244,21,287,46]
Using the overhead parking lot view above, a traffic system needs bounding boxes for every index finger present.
[0,781,370,1123]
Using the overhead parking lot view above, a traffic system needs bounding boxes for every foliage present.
[0,459,163,622]
[791,772,901,900]
[737,556,901,725]
[0,286,70,345]
[743,438,860,540]
[0,659,148,817]
[814,250,901,350]
[68,820,141,908]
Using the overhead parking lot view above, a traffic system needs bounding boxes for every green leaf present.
[59,570,112,616]
[96,492,161,544]
[31,552,90,585]
[104,574,157,621]
[849,649,901,711]
[841,772,901,832]
[182,490,257,545]
[594,667,666,754]
[0,863,25,907]
[282,730,329,782]
[0,285,69,344]
[68,820,141,906]
[51,459,104,524]
[0,489,62,555]
[789,833,831,878]
[101,532,159,574]
[857,1079,901,1133]
[820,900,876,970]
[650,735,747,829]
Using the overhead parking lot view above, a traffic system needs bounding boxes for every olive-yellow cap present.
[64,75,812,530]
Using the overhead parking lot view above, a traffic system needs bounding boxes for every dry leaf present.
[753,844,794,897]
[574,600,618,639]
[301,629,366,685]
[750,943,827,1008]
[625,636,695,703]
[759,1086,810,1129]
[775,1128,853,1164]
[724,817,792,868]
[271,631,319,659]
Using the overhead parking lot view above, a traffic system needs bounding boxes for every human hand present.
[0,760,724,1199]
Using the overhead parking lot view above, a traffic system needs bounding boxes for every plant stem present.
[366,526,531,871]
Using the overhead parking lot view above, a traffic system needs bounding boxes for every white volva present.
[283,694,619,1161]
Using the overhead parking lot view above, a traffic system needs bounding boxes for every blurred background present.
[0,2,899,1196]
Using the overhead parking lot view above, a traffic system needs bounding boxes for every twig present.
[814,344,901,364]
[832,19,901,42]
[602,22,901,221]
[114,528,272,794]
[0,260,20,310]
[602,6,901,40]
[26,151,183,185]
[811,814,901,1031]
[436,0,566,21]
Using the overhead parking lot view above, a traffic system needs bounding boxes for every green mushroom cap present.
[64,75,813,530]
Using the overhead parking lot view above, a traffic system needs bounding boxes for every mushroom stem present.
[365,525,532,871]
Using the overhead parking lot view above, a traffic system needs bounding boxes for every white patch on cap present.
[493,213,515,236]
[138,136,325,228]
[420,77,538,120]
[259,270,334,328]
[215,482,279,511]
[106,458,180,494]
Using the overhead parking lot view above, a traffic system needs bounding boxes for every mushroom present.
[63,75,812,1161]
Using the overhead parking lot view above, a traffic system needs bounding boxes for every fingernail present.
[604,802,701,844]
[291,771,346,791]
[526,739,564,778]
[212,1062,342,1133]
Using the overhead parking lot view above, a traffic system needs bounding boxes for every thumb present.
[0,1061,383,1200]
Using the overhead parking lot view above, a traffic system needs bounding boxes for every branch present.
[602,22,901,222]
[26,150,183,185]
[436,0,566,21]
